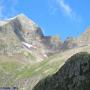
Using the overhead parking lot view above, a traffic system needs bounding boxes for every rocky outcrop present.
[62,37,77,51]
[1,14,90,60]
[42,36,62,55]
[0,14,62,60]
[77,27,90,47]
[33,52,90,90]
[0,22,22,55]
[61,27,90,50]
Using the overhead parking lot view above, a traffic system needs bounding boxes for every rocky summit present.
[0,14,62,61]
[0,14,90,62]
[33,52,90,90]
[77,27,90,46]
[61,37,77,51]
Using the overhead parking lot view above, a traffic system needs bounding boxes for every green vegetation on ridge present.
[0,45,90,89]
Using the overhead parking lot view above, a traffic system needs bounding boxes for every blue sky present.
[0,0,90,40]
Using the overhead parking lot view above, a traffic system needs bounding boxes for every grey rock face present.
[0,22,22,55]
[33,52,90,90]
[61,27,90,50]
[42,36,62,55]
[77,27,90,46]
[62,37,77,51]
[0,14,62,58]
[1,14,90,58]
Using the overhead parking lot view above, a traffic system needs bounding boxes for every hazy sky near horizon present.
[0,0,90,40]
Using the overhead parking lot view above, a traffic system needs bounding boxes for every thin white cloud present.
[57,0,73,16]
[48,0,58,15]
[0,0,18,19]
[57,0,82,22]
[48,0,82,22]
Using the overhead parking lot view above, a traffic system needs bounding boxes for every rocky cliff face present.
[42,36,62,55]
[0,14,90,61]
[61,37,77,51]
[33,52,90,90]
[77,27,90,47]
[0,14,62,60]
[61,27,90,51]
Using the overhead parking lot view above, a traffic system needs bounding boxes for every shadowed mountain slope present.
[33,52,90,90]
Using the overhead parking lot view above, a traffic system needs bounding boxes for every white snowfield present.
[22,42,48,58]
[22,42,37,49]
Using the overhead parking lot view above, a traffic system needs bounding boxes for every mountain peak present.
[79,26,90,38]
[16,13,26,17]
[84,27,90,34]
[13,13,37,26]
[15,13,28,19]
[6,13,36,25]
[8,13,27,19]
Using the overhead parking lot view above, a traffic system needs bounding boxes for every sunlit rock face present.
[77,27,90,46]
[0,14,62,59]
[42,36,62,55]
[60,27,90,51]
[33,52,90,90]
[61,37,77,50]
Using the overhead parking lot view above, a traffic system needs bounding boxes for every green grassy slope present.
[0,53,66,90]
[0,45,90,90]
